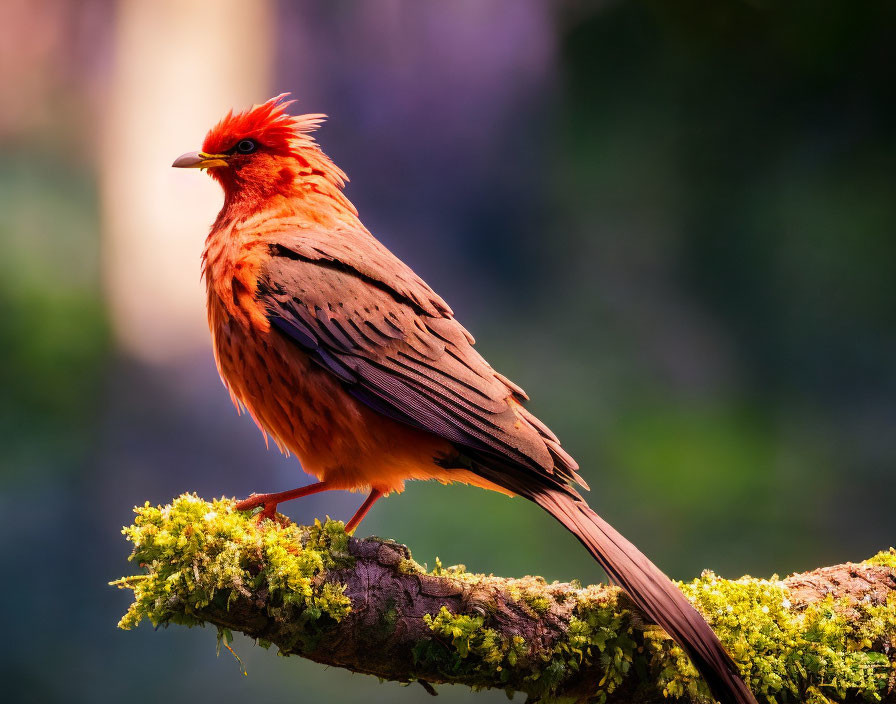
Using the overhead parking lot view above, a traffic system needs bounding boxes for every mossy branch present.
[113,494,896,703]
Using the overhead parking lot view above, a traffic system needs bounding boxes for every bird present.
[173,95,756,704]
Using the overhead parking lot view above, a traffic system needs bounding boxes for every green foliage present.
[112,494,352,632]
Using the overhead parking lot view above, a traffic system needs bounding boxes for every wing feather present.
[258,232,582,488]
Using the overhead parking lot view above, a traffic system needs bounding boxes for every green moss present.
[397,558,426,575]
[418,567,896,703]
[662,573,896,704]
[864,548,896,570]
[524,592,553,614]
[429,557,483,584]
[422,606,527,690]
[419,588,639,702]
[115,496,896,703]
[380,599,400,635]
[557,591,640,698]
[112,494,353,634]
[506,576,553,615]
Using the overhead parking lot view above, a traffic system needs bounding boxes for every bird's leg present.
[344,488,383,534]
[235,481,332,521]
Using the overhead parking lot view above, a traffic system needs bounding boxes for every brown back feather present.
[258,226,580,483]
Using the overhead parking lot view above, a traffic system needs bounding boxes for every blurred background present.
[1,1,894,702]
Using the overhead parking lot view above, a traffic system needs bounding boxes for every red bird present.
[173,95,756,704]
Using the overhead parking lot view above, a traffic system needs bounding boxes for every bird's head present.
[173,94,348,208]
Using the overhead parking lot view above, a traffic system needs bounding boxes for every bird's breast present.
[209,297,339,458]
[207,292,461,494]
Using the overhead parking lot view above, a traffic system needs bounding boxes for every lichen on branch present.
[113,494,896,703]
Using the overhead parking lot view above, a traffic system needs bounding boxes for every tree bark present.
[114,495,896,703]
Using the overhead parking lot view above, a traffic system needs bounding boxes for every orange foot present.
[234,481,333,522]
[234,494,280,522]
[233,482,385,533]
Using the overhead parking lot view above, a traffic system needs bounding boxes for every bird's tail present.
[527,487,756,704]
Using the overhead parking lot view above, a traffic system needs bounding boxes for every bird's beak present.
[172,151,229,169]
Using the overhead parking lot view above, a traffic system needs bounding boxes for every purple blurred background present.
[2,1,894,702]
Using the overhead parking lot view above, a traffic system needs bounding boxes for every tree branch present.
[113,494,896,703]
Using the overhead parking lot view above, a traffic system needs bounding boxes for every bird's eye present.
[236,139,257,154]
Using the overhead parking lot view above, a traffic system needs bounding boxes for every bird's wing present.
[256,223,583,489]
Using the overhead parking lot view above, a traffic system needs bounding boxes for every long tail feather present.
[528,487,756,704]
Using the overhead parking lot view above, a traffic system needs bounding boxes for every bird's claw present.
[234,494,279,522]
